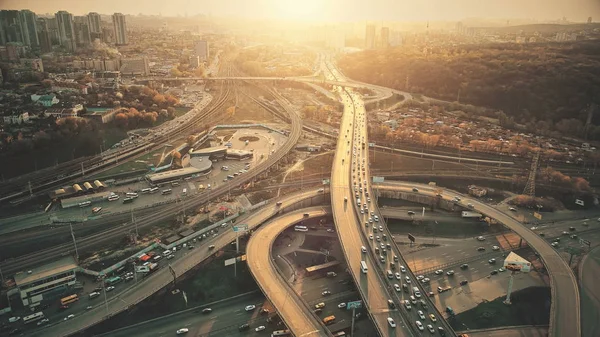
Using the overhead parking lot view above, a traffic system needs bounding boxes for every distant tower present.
[112,13,128,45]
[523,151,540,196]
[588,17,593,24]
[380,27,389,48]
[365,24,375,49]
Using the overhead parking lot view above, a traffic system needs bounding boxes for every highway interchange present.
[2,56,588,337]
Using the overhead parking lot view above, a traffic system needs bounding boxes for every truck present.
[461,211,482,218]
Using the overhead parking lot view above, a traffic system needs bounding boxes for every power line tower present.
[523,151,540,196]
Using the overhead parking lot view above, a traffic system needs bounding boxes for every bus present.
[360,261,368,274]
[141,188,151,194]
[161,189,172,195]
[126,192,139,198]
[23,312,45,324]
[108,194,120,201]
[271,330,291,337]
[149,187,159,193]
[78,201,91,208]
[105,276,122,286]
[123,197,135,204]
[60,294,79,306]
[294,225,308,232]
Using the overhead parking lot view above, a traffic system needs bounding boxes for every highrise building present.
[74,16,91,46]
[389,30,403,47]
[55,10,76,51]
[112,13,127,45]
[87,12,101,33]
[380,27,390,48]
[365,24,375,49]
[36,18,52,53]
[18,10,39,48]
[193,40,209,62]
[0,10,23,45]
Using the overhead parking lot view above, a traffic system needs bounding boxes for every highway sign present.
[408,233,416,242]
[372,176,385,183]
[225,258,236,266]
[346,301,362,310]
[233,224,248,232]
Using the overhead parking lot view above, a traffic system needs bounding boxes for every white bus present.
[360,261,368,274]
[294,225,308,232]
[126,192,139,198]
[271,330,291,337]
[78,201,91,208]
[161,189,172,195]
[149,187,159,193]
[108,194,120,201]
[141,188,151,194]
[23,312,44,324]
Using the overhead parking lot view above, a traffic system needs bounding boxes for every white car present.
[404,300,412,310]
[395,272,401,280]
[492,245,500,251]
[106,286,115,292]
[427,324,435,333]
[361,246,367,253]
[255,326,266,332]
[64,314,75,321]
[176,328,189,334]
[245,305,256,311]
[394,284,402,292]
[369,234,373,240]
[477,236,485,241]
[400,266,406,273]
[421,278,430,284]
[446,270,455,276]
[388,317,396,328]
[418,310,426,320]
[417,275,425,280]
[434,269,443,275]
[416,320,424,331]
[338,303,346,309]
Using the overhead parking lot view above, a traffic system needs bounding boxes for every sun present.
[272,0,325,22]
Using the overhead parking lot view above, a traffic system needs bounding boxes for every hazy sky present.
[3,0,600,22]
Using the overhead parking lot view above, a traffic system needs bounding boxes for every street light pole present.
[69,224,79,261]
[102,276,109,315]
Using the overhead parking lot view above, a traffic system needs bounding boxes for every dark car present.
[460,280,469,286]
[490,270,498,275]
[460,264,469,270]
[387,300,396,309]
[569,226,576,231]
[314,308,323,314]
[238,324,250,331]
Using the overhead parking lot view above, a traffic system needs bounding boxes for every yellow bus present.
[60,294,79,306]
[323,315,336,325]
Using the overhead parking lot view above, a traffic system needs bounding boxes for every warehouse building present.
[145,166,208,185]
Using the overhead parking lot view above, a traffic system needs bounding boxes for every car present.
[176,328,190,334]
[394,284,402,292]
[412,188,419,192]
[562,231,569,236]
[202,308,212,314]
[245,305,256,311]
[400,265,406,273]
[260,308,270,315]
[429,313,437,322]
[404,300,412,310]
[416,320,424,331]
[321,290,331,296]
[492,245,500,251]
[64,314,75,321]
[361,246,367,253]
[460,280,469,286]
[446,270,455,276]
[569,226,576,231]
[477,236,485,241]
[315,302,325,309]
[551,241,559,247]
[428,291,435,297]
[387,299,396,309]
[498,267,506,272]
[338,302,346,309]
[405,276,411,283]
[410,296,417,304]
[421,278,430,284]
[477,247,486,251]
[360,209,364,214]
[489,258,496,264]
[434,269,443,275]
[167,254,175,260]
[490,270,498,275]
[106,286,115,292]
[238,324,250,331]
[378,226,383,231]
[395,272,401,280]
[417,275,425,280]
[255,326,266,332]
[376,236,381,242]
[418,310,426,320]
[369,234,373,240]
[37,318,50,326]
[509,207,517,211]
[394,255,399,262]
[460,264,469,270]
[314,308,323,314]
[570,234,578,239]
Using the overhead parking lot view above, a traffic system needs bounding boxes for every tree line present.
[339,41,600,139]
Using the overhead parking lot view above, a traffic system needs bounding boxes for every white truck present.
[461,211,482,218]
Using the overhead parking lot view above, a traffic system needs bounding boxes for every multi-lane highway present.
[376,181,581,337]
[247,207,331,337]
[327,61,417,336]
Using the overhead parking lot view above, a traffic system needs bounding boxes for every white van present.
[162,250,172,257]
[182,188,187,195]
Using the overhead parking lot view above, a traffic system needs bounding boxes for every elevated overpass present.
[246,207,332,337]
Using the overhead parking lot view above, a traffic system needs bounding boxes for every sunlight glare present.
[272,0,325,22]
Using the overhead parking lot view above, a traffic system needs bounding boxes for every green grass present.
[101,127,129,148]
[175,107,190,117]
[450,286,550,330]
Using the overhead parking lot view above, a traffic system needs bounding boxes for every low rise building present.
[31,94,60,107]
[52,81,88,94]
[3,112,30,125]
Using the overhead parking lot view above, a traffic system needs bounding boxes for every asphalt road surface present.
[580,245,600,337]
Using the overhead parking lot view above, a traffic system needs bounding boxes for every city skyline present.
[1,0,600,22]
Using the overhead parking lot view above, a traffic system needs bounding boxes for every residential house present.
[3,112,30,124]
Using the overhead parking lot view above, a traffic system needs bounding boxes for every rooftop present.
[14,256,78,287]
[146,166,204,181]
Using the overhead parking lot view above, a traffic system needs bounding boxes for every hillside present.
[338,41,600,139]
